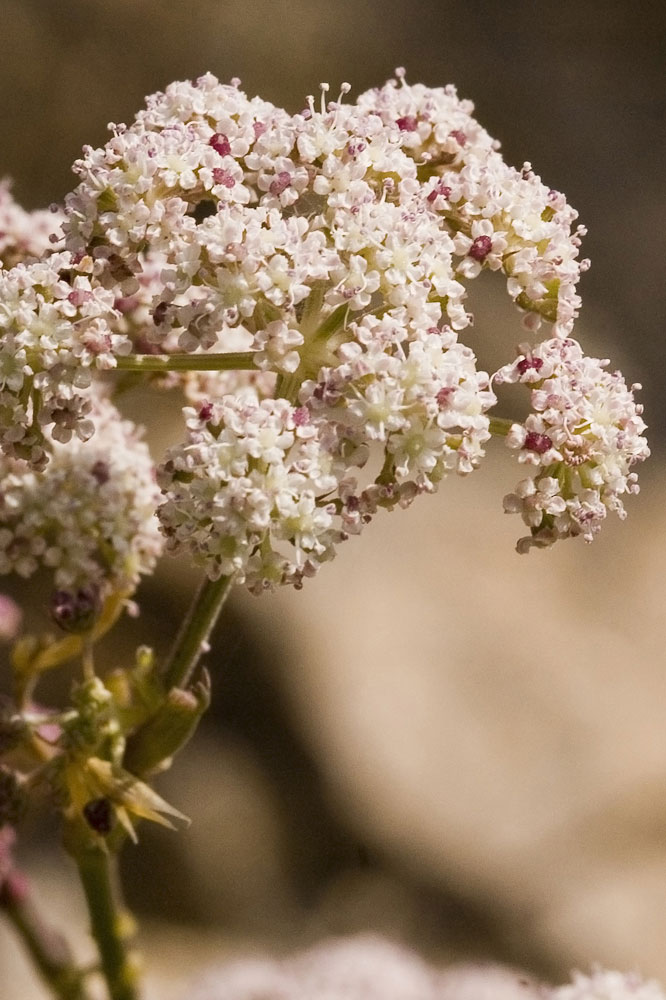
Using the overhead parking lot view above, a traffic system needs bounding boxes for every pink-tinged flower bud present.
[468,234,492,261]
[517,356,544,376]
[427,182,452,203]
[208,133,231,156]
[293,407,310,426]
[269,171,292,196]
[524,431,552,454]
[396,115,418,132]
[212,168,235,188]
[67,288,93,306]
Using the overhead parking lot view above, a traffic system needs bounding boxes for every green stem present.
[161,574,235,692]
[114,352,257,373]
[72,840,138,1000]
[1,872,90,1000]
[489,416,515,437]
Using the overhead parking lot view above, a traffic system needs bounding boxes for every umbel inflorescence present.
[0,71,649,599]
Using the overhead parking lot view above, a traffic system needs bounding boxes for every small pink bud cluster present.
[496,339,649,551]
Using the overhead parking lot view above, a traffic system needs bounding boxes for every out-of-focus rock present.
[240,453,666,977]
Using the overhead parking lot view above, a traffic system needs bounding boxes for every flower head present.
[157,392,346,592]
[0,252,122,468]
[497,339,649,551]
[0,390,162,600]
[188,936,442,1000]
[0,73,639,589]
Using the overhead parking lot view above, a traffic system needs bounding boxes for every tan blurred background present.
[1,2,665,997]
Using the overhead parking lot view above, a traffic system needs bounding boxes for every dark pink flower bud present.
[524,431,553,454]
[468,235,492,261]
[396,115,418,132]
[517,356,544,376]
[209,133,231,156]
[436,386,455,408]
[427,182,452,204]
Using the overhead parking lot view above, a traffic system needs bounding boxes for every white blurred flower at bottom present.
[186,936,538,1000]
[186,936,666,1000]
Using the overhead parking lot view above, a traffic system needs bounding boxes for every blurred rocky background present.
[0,2,665,998]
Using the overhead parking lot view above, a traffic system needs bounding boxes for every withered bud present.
[50,586,101,633]
[83,797,114,835]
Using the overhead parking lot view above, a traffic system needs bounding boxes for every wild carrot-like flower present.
[496,339,649,551]
[188,936,443,1000]
[0,252,122,468]
[0,390,162,600]
[0,72,647,591]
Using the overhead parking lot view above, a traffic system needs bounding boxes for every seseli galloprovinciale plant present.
[0,71,650,1000]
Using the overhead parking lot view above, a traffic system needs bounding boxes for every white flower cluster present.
[0,251,124,468]
[189,937,664,1000]
[552,970,666,1000]
[496,339,649,551]
[0,391,162,599]
[158,316,494,588]
[0,72,646,592]
[157,393,346,592]
[357,71,589,335]
[188,936,444,1000]
[0,181,64,268]
[64,71,587,353]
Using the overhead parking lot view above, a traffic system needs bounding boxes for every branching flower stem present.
[70,831,139,1000]
[114,353,258,373]
[161,574,236,692]
[60,577,234,1000]
[489,416,514,438]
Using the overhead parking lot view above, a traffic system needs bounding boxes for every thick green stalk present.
[161,574,235,692]
[114,352,257,373]
[489,416,514,437]
[72,840,138,1000]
